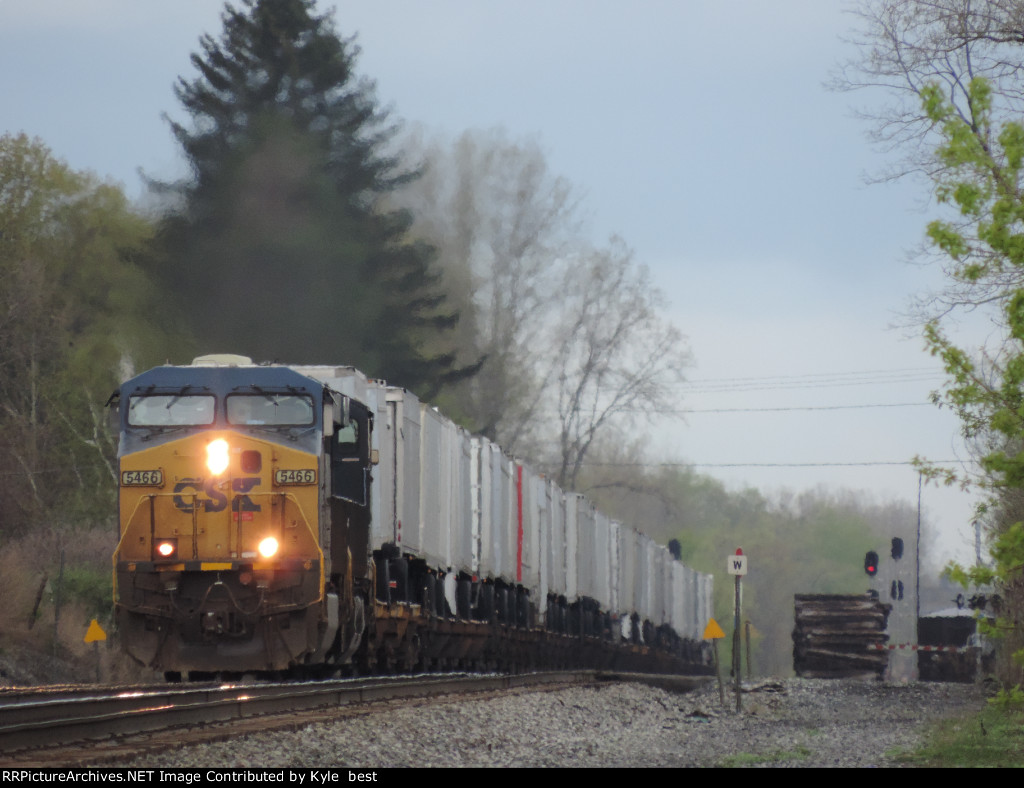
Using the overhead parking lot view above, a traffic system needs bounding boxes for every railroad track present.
[0,671,615,766]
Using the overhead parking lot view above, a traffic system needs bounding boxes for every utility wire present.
[579,459,973,469]
[680,366,938,384]
[666,402,930,414]
[675,367,942,394]
[679,376,940,394]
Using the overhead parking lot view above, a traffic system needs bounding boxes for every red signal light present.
[864,550,879,577]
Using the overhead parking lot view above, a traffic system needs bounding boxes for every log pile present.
[793,594,891,679]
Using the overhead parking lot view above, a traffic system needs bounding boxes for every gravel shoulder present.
[127,678,987,768]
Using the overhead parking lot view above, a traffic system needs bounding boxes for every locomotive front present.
[113,358,334,675]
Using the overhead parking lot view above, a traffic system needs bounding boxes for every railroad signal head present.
[891,537,904,560]
[864,550,879,577]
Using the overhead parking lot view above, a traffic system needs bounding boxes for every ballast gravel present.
[129,678,987,768]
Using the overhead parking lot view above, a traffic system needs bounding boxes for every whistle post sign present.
[727,550,747,576]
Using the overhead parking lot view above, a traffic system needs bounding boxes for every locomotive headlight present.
[258,537,279,559]
[155,539,178,559]
[206,439,230,475]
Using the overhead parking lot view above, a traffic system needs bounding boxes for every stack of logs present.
[793,594,891,679]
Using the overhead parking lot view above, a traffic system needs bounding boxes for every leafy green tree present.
[156,0,466,396]
[0,133,161,531]
[918,77,1024,688]
[840,0,1024,690]
[835,0,1024,319]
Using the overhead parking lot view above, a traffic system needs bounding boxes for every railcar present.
[111,355,713,678]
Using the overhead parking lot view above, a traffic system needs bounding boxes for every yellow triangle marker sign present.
[84,619,107,643]
[702,617,725,640]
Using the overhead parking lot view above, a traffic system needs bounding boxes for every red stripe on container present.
[516,464,524,584]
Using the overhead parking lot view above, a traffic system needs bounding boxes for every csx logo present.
[173,477,262,515]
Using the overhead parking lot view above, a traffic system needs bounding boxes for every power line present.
[680,375,941,394]
[668,402,931,414]
[676,367,943,394]
[579,459,973,468]
[681,366,938,385]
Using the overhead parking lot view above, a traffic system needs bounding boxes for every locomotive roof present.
[120,363,324,395]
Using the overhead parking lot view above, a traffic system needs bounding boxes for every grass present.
[897,703,1024,767]
[718,745,812,767]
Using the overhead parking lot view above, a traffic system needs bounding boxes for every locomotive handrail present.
[113,491,324,601]
[113,493,154,558]
[113,491,198,553]
[235,489,326,602]
[112,493,166,601]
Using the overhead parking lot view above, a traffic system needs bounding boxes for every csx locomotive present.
[112,355,713,678]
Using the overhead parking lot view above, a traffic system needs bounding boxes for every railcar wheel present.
[377,646,396,674]
[374,555,390,603]
[496,587,509,625]
[435,576,448,618]
[477,584,495,622]
[456,579,472,620]
[422,573,437,617]
[388,558,408,604]
[401,636,420,673]
[517,589,530,628]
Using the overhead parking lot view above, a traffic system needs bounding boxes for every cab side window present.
[330,402,369,505]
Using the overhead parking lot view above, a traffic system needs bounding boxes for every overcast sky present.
[0,1,986,575]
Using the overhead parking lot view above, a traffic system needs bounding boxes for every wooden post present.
[52,549,64,658]
[713,640,724,707]
[27,573,47,630]
[745,619,752,680]
[703,617,727,708]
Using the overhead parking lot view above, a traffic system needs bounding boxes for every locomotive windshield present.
[226,393,315,426]
[127,394,215,426]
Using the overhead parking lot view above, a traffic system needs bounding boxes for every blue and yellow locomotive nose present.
[114,427,326,673]
[116,431,321,566]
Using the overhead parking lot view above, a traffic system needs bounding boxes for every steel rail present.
[0,671,594,758]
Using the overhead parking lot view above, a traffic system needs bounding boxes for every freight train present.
[111,355,713,679]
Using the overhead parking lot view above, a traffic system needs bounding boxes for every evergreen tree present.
[156,0,465,395]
